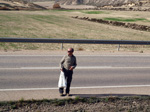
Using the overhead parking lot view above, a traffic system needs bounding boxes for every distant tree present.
[53,3,61,8]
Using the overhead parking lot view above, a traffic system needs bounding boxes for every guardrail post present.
[61,43,63,50]
[117,44,120,51]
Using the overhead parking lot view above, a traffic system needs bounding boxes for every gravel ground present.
[1,96,150,112]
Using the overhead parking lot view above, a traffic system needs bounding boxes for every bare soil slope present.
[0,0,47,10]
[0,97,150,112]
[58,0,150,7]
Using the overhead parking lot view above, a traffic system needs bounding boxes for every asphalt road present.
[0,55,150,90]
[1,55,150,68]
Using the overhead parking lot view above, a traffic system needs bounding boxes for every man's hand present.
[60,68,63,71]
[69,66,74,71]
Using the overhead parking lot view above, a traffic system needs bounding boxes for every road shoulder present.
[0,87,150,101]
[0,50,150,56]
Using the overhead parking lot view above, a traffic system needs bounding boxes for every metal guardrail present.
[0,37,150,45]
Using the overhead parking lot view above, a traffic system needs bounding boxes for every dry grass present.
[0,9,150,51]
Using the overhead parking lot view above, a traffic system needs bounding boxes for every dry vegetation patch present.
[0,96,150,112]
[0,9,150,52]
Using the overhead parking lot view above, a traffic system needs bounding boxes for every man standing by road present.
[59,48,77,96]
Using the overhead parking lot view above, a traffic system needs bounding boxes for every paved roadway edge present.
[1,85,150,92]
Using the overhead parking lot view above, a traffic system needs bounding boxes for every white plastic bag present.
[58,71,66,88]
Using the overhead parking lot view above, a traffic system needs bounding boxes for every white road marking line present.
[0,85,150,91]
[0,55,64,57]
[77,55,150,57]
[20,66,112,70]
[0,66,111,70]
[0,66,150,70]
[0,55,150,57]
[21,67,59,70]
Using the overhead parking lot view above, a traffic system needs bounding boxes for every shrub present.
[53,3,61,9]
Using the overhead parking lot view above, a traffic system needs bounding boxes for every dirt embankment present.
[72,16,150,32]
[0,0,47,10]
[58,0,150,7]
[0,96,150,112]
[57,0,150,11]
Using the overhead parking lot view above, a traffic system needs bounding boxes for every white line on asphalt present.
[0,55,64,57]
[0,85,150,91]
[20,66,113,70]
[21,67,59,69]
[0,66,111,70]
[1,66,150,70]
[77,55,150,57]
[0,55,150,57]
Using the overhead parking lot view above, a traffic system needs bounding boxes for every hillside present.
[57,0,150,7]
[0,0,47,10]
[1,0,149,10]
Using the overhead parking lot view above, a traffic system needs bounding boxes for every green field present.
[0,10,150,51]
[104,17,149,22]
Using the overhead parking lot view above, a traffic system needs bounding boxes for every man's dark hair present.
[71,48,74,52]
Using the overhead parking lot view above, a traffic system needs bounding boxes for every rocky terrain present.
[1,0,150,10]
[73,16,150,32]
[0,96,150,112]
[57,0,150,7]
[0,0,47,10]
